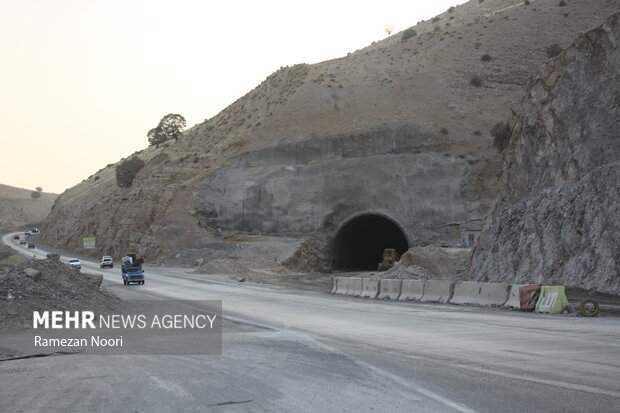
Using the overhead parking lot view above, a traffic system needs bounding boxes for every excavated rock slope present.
[41,0,620,262]
[470,13,620,294]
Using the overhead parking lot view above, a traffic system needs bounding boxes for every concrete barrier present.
[346,278,364,297]
[378,279,402,300]
[399,279,425,301]
[535,286,569,314]
[360,278,379,299]
[450,281,510,306]
[420,279,453,303]
[505,284,525,308]
[334,277,349,295]
[330,277,338,294]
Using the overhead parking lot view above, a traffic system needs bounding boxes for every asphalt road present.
[2,233,620,412]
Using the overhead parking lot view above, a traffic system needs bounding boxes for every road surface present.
[2,233,620,412]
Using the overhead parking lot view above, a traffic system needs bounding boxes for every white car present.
[68,259,81,269]
[100,256,114,268]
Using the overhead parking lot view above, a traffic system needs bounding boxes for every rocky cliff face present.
[40,0,620,264]
[470,13,620,294]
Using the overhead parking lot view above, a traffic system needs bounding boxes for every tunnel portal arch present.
[332,213,409,271]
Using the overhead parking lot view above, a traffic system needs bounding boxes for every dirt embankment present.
[0,184,57,232]
[383,246,471,280]
[0,250,120,333]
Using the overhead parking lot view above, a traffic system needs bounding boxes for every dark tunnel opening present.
[333,214,409,271]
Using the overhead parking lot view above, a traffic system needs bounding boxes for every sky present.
[0,0,464,194]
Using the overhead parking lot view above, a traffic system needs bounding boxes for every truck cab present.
[121,254,145,285]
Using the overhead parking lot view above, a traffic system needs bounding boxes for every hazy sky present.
[0,0,464,194]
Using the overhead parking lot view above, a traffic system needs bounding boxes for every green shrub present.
[491,122,512,151]
[440,127,449,135]
[432,17,440,23]
[401,27,418,42]
[481,53,492,61]
[470,75,482,87]
[546,43,563,57]
[558,1,567,6]
[116,157,145,188]
[448,6,455,13]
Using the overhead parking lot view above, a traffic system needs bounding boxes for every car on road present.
[100,256,114,268]
[31,228,39,234]
[68,259,81,269]
[27,243,35,249]
[19,240,27,245]
[24,231,31,236]
[12,235,20,240]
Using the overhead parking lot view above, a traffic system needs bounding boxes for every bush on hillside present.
[401,27,418,42]
[116,157,145,188]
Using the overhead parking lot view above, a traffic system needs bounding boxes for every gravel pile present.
[0,254,120,331]
[382,246,471,280]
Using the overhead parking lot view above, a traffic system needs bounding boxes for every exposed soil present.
[0,254,120,333]
[382,246,471,280]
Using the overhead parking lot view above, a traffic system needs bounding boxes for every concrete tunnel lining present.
[333,213,409,271]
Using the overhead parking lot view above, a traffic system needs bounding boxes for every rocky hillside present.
[0,184,57,232]
[41,0,620,265]
[470,12,620,294]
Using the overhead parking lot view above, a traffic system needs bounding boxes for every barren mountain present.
[41,0,620,271]
[0,184,57,232]
[470,12,620,294]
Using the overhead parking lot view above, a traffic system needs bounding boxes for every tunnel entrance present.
[332,214,409,271]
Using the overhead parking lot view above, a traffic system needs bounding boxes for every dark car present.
[27,243,35,249]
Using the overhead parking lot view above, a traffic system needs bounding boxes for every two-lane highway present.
[2,233,620,412]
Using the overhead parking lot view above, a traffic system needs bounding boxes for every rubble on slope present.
[0,252,120,332]
[382,246,471,280]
